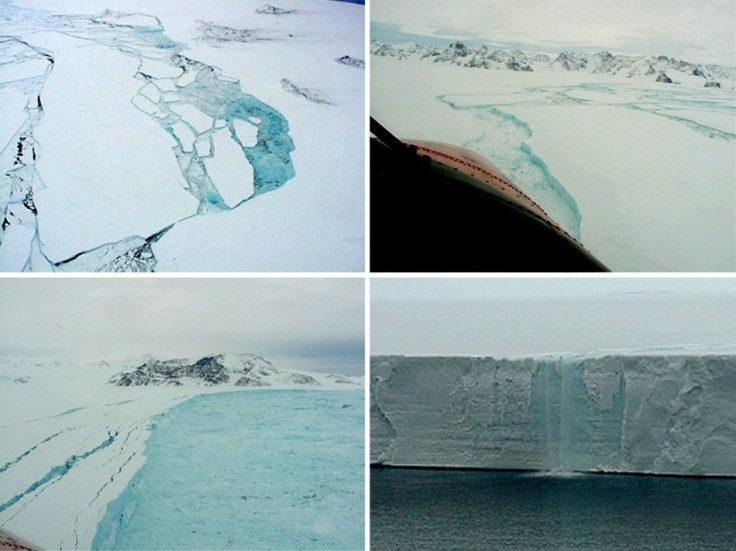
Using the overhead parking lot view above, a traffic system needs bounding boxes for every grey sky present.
[372,277,736,358]
[0,277,365,375]
[372,0,736,65]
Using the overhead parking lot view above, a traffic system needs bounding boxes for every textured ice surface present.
[0,4,293,269]
[438,95,582,239]
[93,390,364,550]
[371,355,736,476]
[0,37,53,271]
[1,0,363,271]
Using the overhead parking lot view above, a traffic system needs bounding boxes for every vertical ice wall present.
[371,356,736,476]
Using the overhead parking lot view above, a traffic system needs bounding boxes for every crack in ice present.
[438,94,583,239]
[0,432,117,516]
[0,5,296,271]
[0,36,54,271]
[0,430,64,474]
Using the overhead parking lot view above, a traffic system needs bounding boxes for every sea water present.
[371,469,736,550]
[93,390,364,550]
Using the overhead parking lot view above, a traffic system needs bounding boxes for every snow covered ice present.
[0,0,364,271]
[371,40,736,271]
[371,355,736,476]
[0,354,363,550]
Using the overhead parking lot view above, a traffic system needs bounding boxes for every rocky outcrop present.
[256,5,295,15]
[107,354,357,388]
[335,55,364,68]
[280,78,333,105]
[110,355,229,386]
[370,40,736,84]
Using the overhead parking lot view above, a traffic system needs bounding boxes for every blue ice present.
[438,94,582,239]
[93,390,364,550]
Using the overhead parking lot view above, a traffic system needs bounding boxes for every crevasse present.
[436,94,583,239]
[0,6,296,271]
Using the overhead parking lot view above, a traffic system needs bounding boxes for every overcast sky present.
[372,277,736,357]
[372,0,735,65]
[0,277,365,375]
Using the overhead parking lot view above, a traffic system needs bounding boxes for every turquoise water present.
[94,390,364,550]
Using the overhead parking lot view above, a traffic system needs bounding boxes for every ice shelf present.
[371,355,736,476]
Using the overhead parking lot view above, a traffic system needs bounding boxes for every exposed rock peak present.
[370,40,736,83]
[107,354,361,388]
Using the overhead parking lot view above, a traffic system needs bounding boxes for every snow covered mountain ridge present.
[371,355,736,477]
[371,40,735,86]
[108,353,359,387]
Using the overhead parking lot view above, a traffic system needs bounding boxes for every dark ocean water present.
[371,469,736,550]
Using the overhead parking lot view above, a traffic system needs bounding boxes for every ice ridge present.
[518,142,582,238]
[371,355,736,476]
[438,95,582,239]
[0,431,63,475]
[438,95,534,136]
[54,226,171,272]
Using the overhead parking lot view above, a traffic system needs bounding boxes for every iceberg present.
[371,355,736,476]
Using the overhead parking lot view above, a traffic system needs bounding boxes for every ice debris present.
[0,7,296,272]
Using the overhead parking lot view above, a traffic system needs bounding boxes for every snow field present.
[371,56,735,270]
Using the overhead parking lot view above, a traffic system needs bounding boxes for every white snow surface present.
[1,0,364,271]
[372,43,735,271]
[0,354,362,550]
[371,355,736,477]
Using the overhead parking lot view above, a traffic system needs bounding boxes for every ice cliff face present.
[371,355,736,476]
